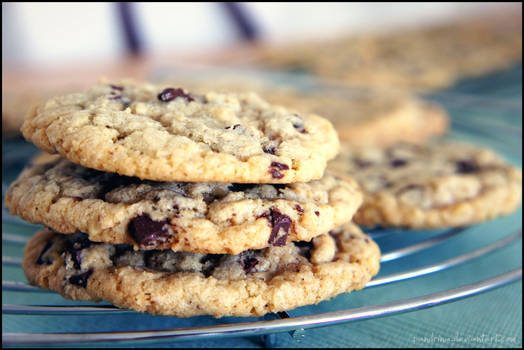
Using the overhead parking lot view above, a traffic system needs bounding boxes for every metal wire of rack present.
[2,67,522,347]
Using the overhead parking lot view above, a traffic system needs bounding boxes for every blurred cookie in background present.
[255,12,522,91]
[2,91,44,138]
[328,141,523,229]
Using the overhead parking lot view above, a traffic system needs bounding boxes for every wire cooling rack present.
[2,66,522,347]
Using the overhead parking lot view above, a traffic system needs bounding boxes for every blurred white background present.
[2,2,518,68]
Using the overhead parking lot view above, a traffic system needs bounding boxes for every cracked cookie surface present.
[7,153,362,254]
[328,142,522,228]
[23,224,380,317]
[20,79,339,183]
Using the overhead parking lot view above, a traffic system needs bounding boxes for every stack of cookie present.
[6,79,380,317]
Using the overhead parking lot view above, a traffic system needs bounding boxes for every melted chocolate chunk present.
[65,233,92,270]
[295,204,304,215]
[69,270,93,288]
[456,160,479,174]
[314,211,320,216]
[129,214,172,249]
[259,208,292,246]
[157,88,194,103]
[240,255,259,273]
[36,240,54,265]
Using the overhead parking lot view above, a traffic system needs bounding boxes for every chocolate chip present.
[271,162,289,170]
[263,146,276,155]
[200,254,222,277]
[314,211,320,216]
[172,204,180,218]
[65,233,92,270]
[36,240,54,265]
[240,255,259,273]
[270,169,284,179]
[391,159,408,168]
[228,183,258,192]
[111,244,134,260]
[69,270,93,288]
[295,205,304,215]
[110,84,124,91]
[456,160,479,174]
[129,214,172,249]
[99,175,141,200]
[273,184,286,192]
[291,114,307,134]
[294,240,313,259]
[269,162,289,179]
[259,208,292,246]
[79,167,106,182]
[225,124,241,130]
[293,123,307,134]
[157,88,194,103]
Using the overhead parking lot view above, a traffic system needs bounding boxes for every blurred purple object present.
[221,2,260,42]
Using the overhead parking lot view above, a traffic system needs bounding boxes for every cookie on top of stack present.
[6,78,380,317]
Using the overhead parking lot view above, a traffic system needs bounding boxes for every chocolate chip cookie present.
[23,223,380,317]
[2,91,45,137]
[256,13,522,91]
[6,153,362,254]
[329,142,522,228]
[20,79,339,183]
